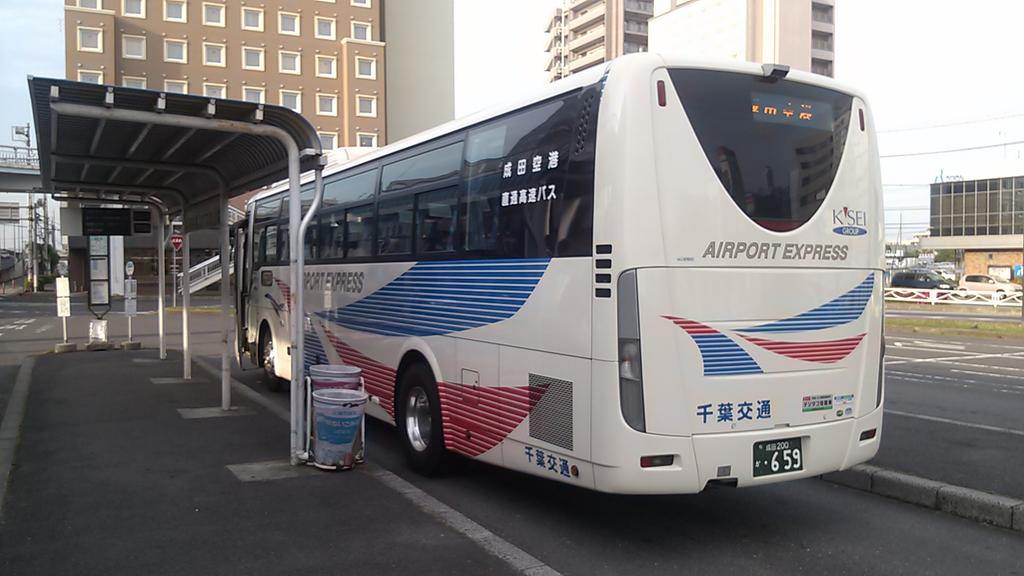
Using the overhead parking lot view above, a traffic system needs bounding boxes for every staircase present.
[178,254,232,294]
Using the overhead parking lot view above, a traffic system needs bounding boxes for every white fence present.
[884,288,1022,308]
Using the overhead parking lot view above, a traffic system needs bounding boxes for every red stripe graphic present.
[740,333,866,364]
[321,326,396,417]
[438,382,535,458]
[662,316,720,335]
[274,279,292,312]
[318,324,537,458]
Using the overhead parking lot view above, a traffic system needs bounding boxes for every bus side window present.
[416,187,459,253]
[377,195,414,255]
[346,204,375,258]
[264,225,278,265]
[319,209,344,260]
[252,225,264,269]
[463,92,590,258]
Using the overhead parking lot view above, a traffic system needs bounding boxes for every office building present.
[545,0,655,82]
[64,0,387,150]
[920,176,1024,280]
[648,0,835,77]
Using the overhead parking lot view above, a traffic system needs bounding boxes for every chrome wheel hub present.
[405,387,432,453]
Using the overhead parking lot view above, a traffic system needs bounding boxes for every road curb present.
[821,464,1024,531]
[0,355,37,519]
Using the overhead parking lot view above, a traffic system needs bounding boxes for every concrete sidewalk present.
[0,350,518,575]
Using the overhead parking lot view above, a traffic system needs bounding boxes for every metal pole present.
[128,315,132,342]
[28,194,36,292]
[182,223,191,380]
[156,208,166,359]
[62,316,67,343]
[220,188,231,411]
[295,163,325,457]
[172,230,177,308]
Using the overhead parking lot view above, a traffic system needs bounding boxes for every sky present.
[1,0,1023,246]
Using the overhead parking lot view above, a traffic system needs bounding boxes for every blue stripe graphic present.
[690,333,762,376]
[319,258,551,336]
[738,273,875,334]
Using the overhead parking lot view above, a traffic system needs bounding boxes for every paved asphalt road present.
[1,293,1022,574]
[887,309,1023,323]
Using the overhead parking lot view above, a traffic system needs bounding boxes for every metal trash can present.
[309,364,365,468]
[311,388,367,470]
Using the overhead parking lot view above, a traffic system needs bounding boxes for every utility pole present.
[42,197,50,277]
[27,195,36,292]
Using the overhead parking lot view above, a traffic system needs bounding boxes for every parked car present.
[957,274,1023,293]
[889,270,954,290]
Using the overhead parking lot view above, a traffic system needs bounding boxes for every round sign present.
[57,261,68,277]
[170,234,183,252]
[125,261,135,277]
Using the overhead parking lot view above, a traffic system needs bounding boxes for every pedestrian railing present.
[0,145,39,170]
[884,287,1023,308]
[176,254,232,294]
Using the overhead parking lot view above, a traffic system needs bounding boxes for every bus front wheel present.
[397,362,446,475]
[260,324,285,393]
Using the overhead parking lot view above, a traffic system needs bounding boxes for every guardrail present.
[0,145,39,170]
[884,287,1022,308]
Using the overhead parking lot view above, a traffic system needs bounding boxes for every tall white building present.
[649,0,835,77]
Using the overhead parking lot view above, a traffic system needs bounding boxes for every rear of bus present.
[590,55,884,493]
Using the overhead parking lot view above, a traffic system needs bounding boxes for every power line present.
[880,139,1024,159]
[879,113,1024,134]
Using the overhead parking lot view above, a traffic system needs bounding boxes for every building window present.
[351,0,370,7]
[242,46,264,70]
[241,7,264,31]
[351,22,371,41]
[77,27,103,53]
[122,35,146,60]
[316,55,336,78]
[164,39,188,63]
[356,133,377,147]
[316,93,337,116]
[164,79,188,94]
[203,83,226,99]
[319,132,338,150]
[203,42,225,67]
[279,50,301,74]
[243,86,265,103]
[355,57,376,79]
[356,95,376,117]
[315,16,336,40]
[202,2,225,26]
[78,0,101,8]
[78,70,103,84]
[278,11,300,35]
[123,0,145,18]
[164,0,187,22]
[122,76,147,89]
[279,90,301,112]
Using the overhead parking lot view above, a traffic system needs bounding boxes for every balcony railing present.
[568,3,605,32]
[0,146,39,170]
[569,47,607,73]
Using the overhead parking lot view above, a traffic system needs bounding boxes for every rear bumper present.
[591,404,883,495]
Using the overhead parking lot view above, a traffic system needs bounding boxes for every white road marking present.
[177,406,255,419]
[886,409,1024,437]
[884,351,1024,366]
[887,371,1023,394]
[894,336,1024,351]
[911,340,966,350]
[950,369,1024,381]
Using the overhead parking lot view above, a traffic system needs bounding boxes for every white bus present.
[235,54,884,494]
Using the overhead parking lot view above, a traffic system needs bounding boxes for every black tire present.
[396,362,446,475]
[260,324,285,393]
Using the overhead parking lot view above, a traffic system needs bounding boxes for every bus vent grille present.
[574,94,595,155]
[528,374,574,451]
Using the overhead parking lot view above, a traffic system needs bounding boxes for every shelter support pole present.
[287,145,302,464]
[220,188,231,411]
[182,221,191,380]
[155,207,166,360]
[295,162,325,457]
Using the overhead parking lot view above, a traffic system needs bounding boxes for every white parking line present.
[886,409,1024,437]
[884,351,1024,366]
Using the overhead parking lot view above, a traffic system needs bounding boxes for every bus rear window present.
[669,69,854,232]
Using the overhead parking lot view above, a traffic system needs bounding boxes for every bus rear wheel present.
[397,362,446,475]
[260,325,285,393]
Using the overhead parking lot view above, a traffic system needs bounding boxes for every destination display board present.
[82,208,132,236]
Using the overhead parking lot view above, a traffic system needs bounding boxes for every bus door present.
[234,223,249,362]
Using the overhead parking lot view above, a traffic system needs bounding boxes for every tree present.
[933,249,957,263]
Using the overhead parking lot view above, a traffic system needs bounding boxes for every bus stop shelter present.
[29,77,325,464]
